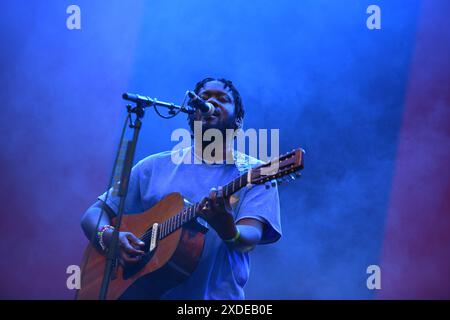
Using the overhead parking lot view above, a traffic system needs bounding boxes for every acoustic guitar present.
[76,148,304,299]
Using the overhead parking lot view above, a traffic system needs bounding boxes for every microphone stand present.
[98,94,192,300]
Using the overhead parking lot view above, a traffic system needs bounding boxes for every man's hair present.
[188,77,245,132]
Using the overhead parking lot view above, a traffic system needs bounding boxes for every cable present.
[153,91,191,119]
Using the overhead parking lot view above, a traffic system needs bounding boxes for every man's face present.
[194,80,236,132]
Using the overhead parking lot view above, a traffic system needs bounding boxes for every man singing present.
[81,77,281,299]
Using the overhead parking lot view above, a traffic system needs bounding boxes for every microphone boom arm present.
[122,93,194,114]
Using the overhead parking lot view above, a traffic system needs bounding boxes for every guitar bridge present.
[149,223,159,252]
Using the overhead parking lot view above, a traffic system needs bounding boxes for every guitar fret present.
[169,216,173,233]
[175,213,178,229]
[164,221,167,238]
[160,222,165,239]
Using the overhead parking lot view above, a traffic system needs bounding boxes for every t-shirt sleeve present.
[97,160,145,216]
[234,182,282,245]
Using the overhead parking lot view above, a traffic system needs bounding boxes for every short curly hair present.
[188,77,245,132]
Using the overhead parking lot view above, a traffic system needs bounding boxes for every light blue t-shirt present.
[98,146,281,300]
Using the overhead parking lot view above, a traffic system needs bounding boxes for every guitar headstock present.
[249,148,305,188]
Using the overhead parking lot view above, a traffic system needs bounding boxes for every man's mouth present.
[203,113,219,120]
[203,116,216,122]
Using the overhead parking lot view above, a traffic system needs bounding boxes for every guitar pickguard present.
[122,249,157,280]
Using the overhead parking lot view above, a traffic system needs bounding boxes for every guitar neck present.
[140,147,304,244]
[155,171,250,240]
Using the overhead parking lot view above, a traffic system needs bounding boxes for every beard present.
[207,113,237,130]
[190,114,238,134]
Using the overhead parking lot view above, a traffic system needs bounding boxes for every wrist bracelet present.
[224,228,241,244]
[97,225,114,252]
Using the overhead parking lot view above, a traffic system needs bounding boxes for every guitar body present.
[76,192,206,300]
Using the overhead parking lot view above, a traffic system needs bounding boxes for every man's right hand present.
[103,230,145,265]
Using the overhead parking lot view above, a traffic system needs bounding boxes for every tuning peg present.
[276,179,283,185]
[289,174,296,180]
[265,183,271,189]
[295,172,302,178]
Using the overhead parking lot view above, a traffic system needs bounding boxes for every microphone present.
[122,93,153,105]
[187,91,215,116]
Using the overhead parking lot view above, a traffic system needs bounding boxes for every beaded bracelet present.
[97,225,114,252]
